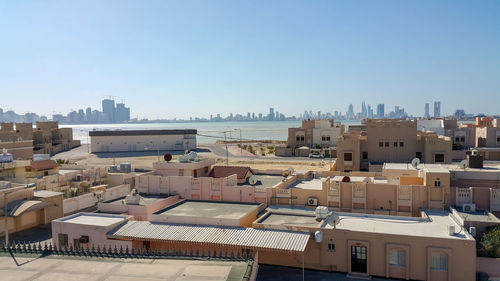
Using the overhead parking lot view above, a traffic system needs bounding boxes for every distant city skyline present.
[0,98,487,124]
[1,1,499,119]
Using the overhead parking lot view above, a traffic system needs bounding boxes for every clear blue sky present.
[0,0,499,119]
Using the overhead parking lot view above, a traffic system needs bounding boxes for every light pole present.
[234,128,242,154]
[224,131,229,166]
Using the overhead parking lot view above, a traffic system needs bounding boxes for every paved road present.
[199,143,334,163]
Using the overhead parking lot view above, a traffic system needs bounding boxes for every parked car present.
[308,150,325,158]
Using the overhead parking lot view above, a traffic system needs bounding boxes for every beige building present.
[0,121,80,159]
[253,206,476,281]
[89,129,197,153]
[336,119,452,172]
[276,119,344,157]
[1,182,63,236]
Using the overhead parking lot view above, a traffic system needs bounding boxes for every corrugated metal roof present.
[107,221,310,253]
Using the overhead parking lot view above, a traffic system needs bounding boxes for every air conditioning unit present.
[307,197,318,206]
[463,203,476,212]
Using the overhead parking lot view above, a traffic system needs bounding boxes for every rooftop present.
[323,210,473,240]
[287,178,323,190]
[453,207,500,223]
[108,221,310,253]
[238,174,283,188]
[383,163,450,173]
[154,200,262,219]
[103,194,171,206]
[34,190,63,198]
[258,213,321,228]
[57,213,130,227]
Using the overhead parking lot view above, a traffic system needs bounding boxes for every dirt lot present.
[52,144,331,172]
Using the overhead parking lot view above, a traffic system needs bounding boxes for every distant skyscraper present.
[376,104,385,118]
[102,99,115,122]
[85,107,92,122]
[347,104,355,118]
[361,101,367,118]
[269,108,275,120]
[425,103,430,118]
[367,104,372,118]
[434,101,441,117]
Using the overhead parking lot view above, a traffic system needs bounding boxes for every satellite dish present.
[249,175,258,186]
[2,148,7,154]
[342,176,350,183]
[281,170,290,177]
[459,160,469,169]
[287,168,294,175]
[411,158,420,168]
[164,153,172,162]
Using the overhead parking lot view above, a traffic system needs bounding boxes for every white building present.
[89,129,197,153]
[417,119,445,136]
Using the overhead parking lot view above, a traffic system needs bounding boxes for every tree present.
[481,226,500,257]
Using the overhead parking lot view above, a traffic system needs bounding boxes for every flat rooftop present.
[0,255,251,281]
[287,178,323,190]
[34,190,63,198]
[154,200,262,219]
[58,213,129,227]
[238,175,283,188]
[323,210,473,240]
[453,207,500,223]
[383,163,450,173]
[103,194,171,206]
[258,213,321,228]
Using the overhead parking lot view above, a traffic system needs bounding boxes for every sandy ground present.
[52,144,331,172]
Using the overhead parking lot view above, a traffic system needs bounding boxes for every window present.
[431,253,448,271]
[362,152,368,160]
[434,178,441,187]
[296,135,305,142]
[58,233,68,249]
[179,169,184,176]
[389,249,406,267]
[322,135,331,141]
[344,152,353,161]
[379,142,383,147]
[328,243,335,252]
[400,142,404,147]
[434,153,445,163]
[385,142,389,147]
[394,142,398,147]
[497,137,500,143]
[416,152,422,160]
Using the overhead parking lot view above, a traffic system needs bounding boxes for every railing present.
[0,241,255,262]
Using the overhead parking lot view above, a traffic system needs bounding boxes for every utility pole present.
[224,131,229,167]
[3,192,8,245]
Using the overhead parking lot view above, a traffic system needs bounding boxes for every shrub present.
[480,226,500,257]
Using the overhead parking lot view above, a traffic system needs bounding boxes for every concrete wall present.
[63,184,131,215]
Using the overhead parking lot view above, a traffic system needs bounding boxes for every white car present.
[308,152,325,158]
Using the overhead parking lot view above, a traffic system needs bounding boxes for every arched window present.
[434,178,441,187]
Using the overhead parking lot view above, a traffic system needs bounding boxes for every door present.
[351,245,368,273]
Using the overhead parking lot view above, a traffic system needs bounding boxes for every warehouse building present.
[89,129,197,153]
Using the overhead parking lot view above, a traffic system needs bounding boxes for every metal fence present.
[0,241,255,261]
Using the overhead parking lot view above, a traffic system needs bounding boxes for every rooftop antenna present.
[459,159,469,170]
[411,158,420,169]
[249,175,258,186]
